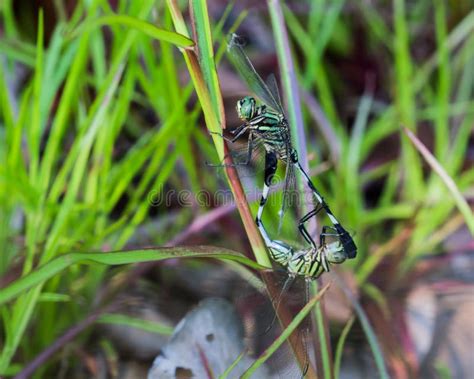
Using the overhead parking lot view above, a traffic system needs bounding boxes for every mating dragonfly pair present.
[216,34,357,280]
[209,33,358,377]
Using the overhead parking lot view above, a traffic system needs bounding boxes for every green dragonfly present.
[258,209,349,377]
[221,34,357,262]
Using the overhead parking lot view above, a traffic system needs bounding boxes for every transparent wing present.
[227,34,284,114]
[263,272,313,377]
[278,149,297,233]
[209,134,269,198]
[266,73,284,111]
[227,135,264,166]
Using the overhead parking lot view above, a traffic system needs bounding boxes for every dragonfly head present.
[324,241,346,264]
[236,96,257,120]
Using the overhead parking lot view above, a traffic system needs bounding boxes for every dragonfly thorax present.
[267,239,294,266]
[287,248,324,278]
[236,96,258,120]
[267,239,346,279]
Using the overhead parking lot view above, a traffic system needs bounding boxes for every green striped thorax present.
[236,96,291,162]
[268,239,346,279]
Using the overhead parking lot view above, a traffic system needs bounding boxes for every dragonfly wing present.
[227,34,284,114]
[228,134,264,165]
[263,271,314,377]
[266,73,284,111]
[278,150,297,233]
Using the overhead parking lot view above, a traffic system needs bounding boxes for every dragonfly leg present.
[294,162,344,228]
[229,122,250,140]
[209,122,249,143]
[207,133,255,167]
[294,161,358,258]
[298,212,330,272]
[319,225,339,245]
[232,132,255,166]
[298,204,324,249]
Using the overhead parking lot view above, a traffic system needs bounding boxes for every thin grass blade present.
[0,246,266,306]
[403,127,474,235]
[73,15,194,47]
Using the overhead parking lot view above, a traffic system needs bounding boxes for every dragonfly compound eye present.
[326,242,347,264]
[236,96,256,120]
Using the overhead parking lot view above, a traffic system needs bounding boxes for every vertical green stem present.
[268,1,333,377]
[393,0,424,199]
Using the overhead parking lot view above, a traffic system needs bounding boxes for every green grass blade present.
[332,273,389,379]
[73,15,194,47]
[219,351,246,379]
[0,246,265,306]
[168,0,270,267]
[268,2,306,166]
[27,8,44,187]
[355,2,391,48]
[334,316,355,379]
[97,314,174,335]
[0,287,41,373]
[269,4,331,376]
[23,10,44,274]
[344,92,373,223]
[38,30,90,204]
[394,0,423,199]
[0,38,36,66]
[190,0,224,118]
[301,0,345,85]
[37,293,71,303]
[0,64,16,164]
[283,3,340,130]
[433,0,450,160]
[413,10,474,92]
[42,64,125,262]
[404,127,474,235]
[311,280,332,379]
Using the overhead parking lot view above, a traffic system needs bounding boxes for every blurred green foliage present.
[0,0,472,377]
